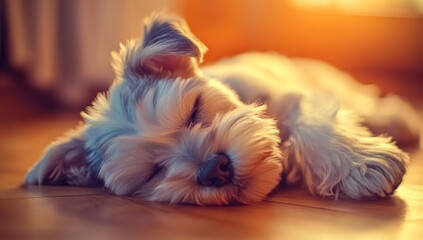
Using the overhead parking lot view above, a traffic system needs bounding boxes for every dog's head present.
[31,14,283,205]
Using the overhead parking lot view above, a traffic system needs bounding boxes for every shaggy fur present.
[25,13,419,205]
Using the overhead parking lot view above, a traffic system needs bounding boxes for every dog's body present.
[205,53,419,147]
[25,14,419,205]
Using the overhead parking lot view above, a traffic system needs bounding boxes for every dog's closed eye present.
[187,95,202,126]
[146,164,165,183]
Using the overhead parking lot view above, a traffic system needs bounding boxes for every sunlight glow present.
[291,0,423,16]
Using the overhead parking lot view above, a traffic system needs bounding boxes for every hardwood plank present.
[1,187,422,240]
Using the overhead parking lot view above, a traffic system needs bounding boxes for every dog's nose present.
[198,153,233,187]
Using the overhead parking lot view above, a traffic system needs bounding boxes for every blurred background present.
[1,0,423,112]
[1,2,423,237]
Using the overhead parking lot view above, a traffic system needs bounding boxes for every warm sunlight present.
[291,0,423,16]
[1,1,422,239]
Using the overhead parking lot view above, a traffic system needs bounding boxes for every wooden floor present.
[0,74,423,240]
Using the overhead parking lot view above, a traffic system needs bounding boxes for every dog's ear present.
[112,13,208,79]
[25,126,97,186]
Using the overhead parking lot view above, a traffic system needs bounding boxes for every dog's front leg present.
[272,93,408,199]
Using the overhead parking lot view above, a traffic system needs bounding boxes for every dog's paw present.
[297,135,408,199]
[314,115,408,199]
[325,135,407,199]
[288,101,408,199]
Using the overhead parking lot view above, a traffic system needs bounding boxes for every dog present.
[25,13,419,205]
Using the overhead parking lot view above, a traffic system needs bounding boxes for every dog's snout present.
[198,153,233,187]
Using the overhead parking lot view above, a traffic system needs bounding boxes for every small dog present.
[25,13,419,205]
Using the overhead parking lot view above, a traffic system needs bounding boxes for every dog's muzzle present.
[197,153,233,187]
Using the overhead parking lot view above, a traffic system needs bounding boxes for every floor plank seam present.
[263,199,356,213]
[0,193,107,200]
